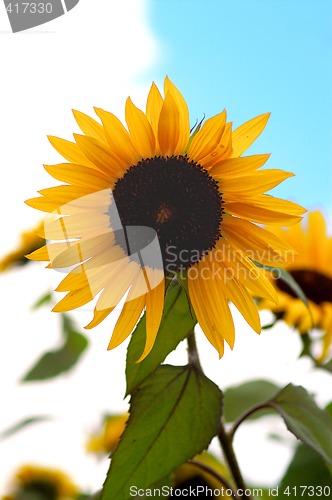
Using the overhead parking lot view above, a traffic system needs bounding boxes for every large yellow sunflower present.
[26,77,305,361]
[259,211,332,361]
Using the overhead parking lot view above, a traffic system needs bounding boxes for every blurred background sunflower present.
[260,211,332,362]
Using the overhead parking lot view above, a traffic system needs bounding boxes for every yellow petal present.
[215,240,278,302]
[221,170,294,197]
[125,97,156,158]
[225,195,305,225]
[94,107,140,166]
[48,136,96,169]
[158,91,181,156]
[164,76,190,153]
[136,272,165,362]
[146,82,163,144]
[26,244,49,261]
[72,110,106,143]
[74,134,123,178]
[85,307,115,329]
[188,111,226,161]
[52,286,95,312]
[188,263,227,356]
[200,122,233,168]
[108,293,145,350]
[221,217,295,264]
[211,254,261,333]
[44,163,112,189]
[25,197,60,213]
[231,113,270,157]
[210,154,270,178]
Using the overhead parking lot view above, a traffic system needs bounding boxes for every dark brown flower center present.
[276,268,332,304]
[111,155,223,273]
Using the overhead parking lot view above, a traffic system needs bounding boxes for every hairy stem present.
[218,420,252,499]
[187,329,202,370]
[228,403,271,442]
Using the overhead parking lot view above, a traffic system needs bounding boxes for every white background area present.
[0,0,331,495]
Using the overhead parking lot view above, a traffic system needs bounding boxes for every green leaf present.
[0,416,52,439]
[31,291,52,310]
[278,444,332,499]
[269,384,332,466]
[22,315,88,381]
[102,365,222,500]
[126,282,196,395]
[223,380,280,423]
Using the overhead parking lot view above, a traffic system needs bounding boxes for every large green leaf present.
[278,443,332,499]
[22,315,88,381]
[102,364,222,500]
[0,416,52,439]
[223,380,280,423]
[270,385,332,466]
[126,281,196,395]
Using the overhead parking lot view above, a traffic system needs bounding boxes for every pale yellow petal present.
[95,261,140,311]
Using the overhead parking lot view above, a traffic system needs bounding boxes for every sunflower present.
[3,465,78,499]
[259,211,332,361]
[86,413,129,455]
[0,222,44,272]
[26,77,305,361]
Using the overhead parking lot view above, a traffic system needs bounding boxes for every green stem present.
[228,403,271,442]
[218,420,252,500]
[187,329,202,370]
[187,329,250,499]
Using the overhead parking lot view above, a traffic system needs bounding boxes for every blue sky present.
[145,0,332,212]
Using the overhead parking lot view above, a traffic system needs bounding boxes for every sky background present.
[145,0,332,213]
[0,0,331,495]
